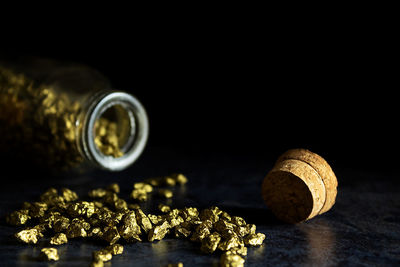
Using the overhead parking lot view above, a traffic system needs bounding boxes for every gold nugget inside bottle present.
[0,58,149,171]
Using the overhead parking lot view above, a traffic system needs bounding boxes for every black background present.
[0,16,397,175]
[0,10,399,267]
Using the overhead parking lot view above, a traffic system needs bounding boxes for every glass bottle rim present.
[81,91,149,171]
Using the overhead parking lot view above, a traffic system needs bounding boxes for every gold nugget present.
[130,183,153,202]
[50,233,68,245]
[53,216,70,233]
[145,173,188,187]
[102,226,121,245]
[106,183,120,193]
[159,189,173,199]
[148,221,170,242]
[158,204,171,213]
[40,248,59,261]
[15,228,40,244]
[201,232,221,253]
[89,188,107,198]
[174,225,191,238]
[218,233,243,251]
[29,202,48,218]
[226,246,247,257]
[191,220,212,242]
[66,218,89,238]
[134,182,153,193]
[106,244,124,255]
[6,209,30,225]
[94,117,124,158]
[61,188,79,202]
[170,173,188,185]
[118,211,142,242]
[220,252,244,267]
[135,208,153,233]
[93,249,112,262]
[244,233,265,246]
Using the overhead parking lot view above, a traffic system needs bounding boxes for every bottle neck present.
[79,90,149,171]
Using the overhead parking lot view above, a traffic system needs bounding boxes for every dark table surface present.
[0,147,399,266]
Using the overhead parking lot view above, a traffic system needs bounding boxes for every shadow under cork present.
[297,218,337,266]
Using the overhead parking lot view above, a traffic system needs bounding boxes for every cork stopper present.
[261,149,338,223]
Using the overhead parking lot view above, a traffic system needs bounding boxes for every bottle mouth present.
[82,91,149,171]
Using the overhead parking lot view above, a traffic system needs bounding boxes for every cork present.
[261,149,338,223]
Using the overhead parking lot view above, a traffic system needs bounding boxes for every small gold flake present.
[158,189,173,199]
[50,233,68,245]
[6,209,31,225]
[244,233,265,246]
[40,247,59,261]
[158,204,171,213]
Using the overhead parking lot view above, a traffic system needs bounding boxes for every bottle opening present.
[83,91,149,171]
[94,104,135,158]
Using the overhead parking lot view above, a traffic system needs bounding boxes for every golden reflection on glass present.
[298,219,336,266]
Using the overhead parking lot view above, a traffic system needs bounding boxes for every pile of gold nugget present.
[94,117,124,158]
[6,174,265,266]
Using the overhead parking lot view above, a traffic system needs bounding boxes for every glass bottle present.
[0,58,149,172]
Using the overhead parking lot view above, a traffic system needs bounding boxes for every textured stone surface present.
[0,147,399,266]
